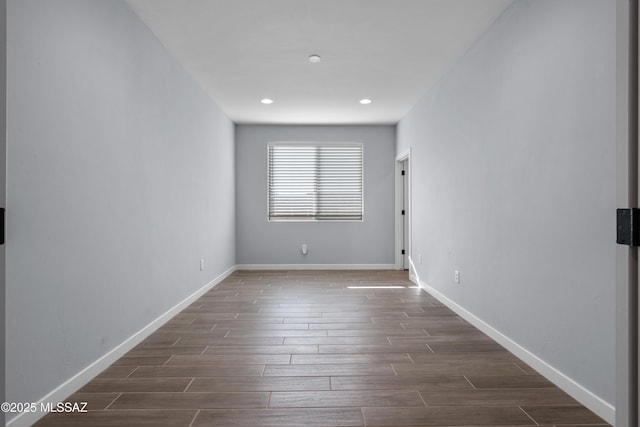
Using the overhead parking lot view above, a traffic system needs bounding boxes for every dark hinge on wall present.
[401,170,405,176]
[617,208,640,246]
[0,207,5,245]
[401,250,405,255]
[401,210,405,216]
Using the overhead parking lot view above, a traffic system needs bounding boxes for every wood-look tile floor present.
[35,270,610,427]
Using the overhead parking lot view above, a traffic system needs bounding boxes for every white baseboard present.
[236,264,398,270]
[8,265,237,427]
[416,278,615,426]
[15,264,611,426]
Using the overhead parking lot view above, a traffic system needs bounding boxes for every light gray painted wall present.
[397,0,615,406]
[6,0,235,414]
[236,125,395,265]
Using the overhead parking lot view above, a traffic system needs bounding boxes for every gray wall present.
[6,0,235,414]
[236,125,395,266]
[398,0,615,406]
[0,1,6,424]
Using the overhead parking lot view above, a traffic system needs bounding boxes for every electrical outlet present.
[454,270,460,284]
[200,259,205,271]
[301,244,308,255]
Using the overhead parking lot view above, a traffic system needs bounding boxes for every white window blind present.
[268,144,363,221]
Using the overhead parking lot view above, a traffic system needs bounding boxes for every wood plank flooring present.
[34,270,610,426]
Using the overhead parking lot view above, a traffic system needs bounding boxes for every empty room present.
[1,0,634,426]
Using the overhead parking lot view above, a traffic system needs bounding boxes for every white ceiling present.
[126,0,513,125]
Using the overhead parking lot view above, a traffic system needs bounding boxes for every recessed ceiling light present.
[359,98,372,105]
[261,98,274,105]
[308,54,322,63]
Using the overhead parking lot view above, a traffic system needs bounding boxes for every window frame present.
[266,142,364,222]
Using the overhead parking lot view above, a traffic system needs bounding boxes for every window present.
[268,143,363,221]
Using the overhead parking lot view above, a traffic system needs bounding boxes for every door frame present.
[617,1,638,426]
[395,149,411,271]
